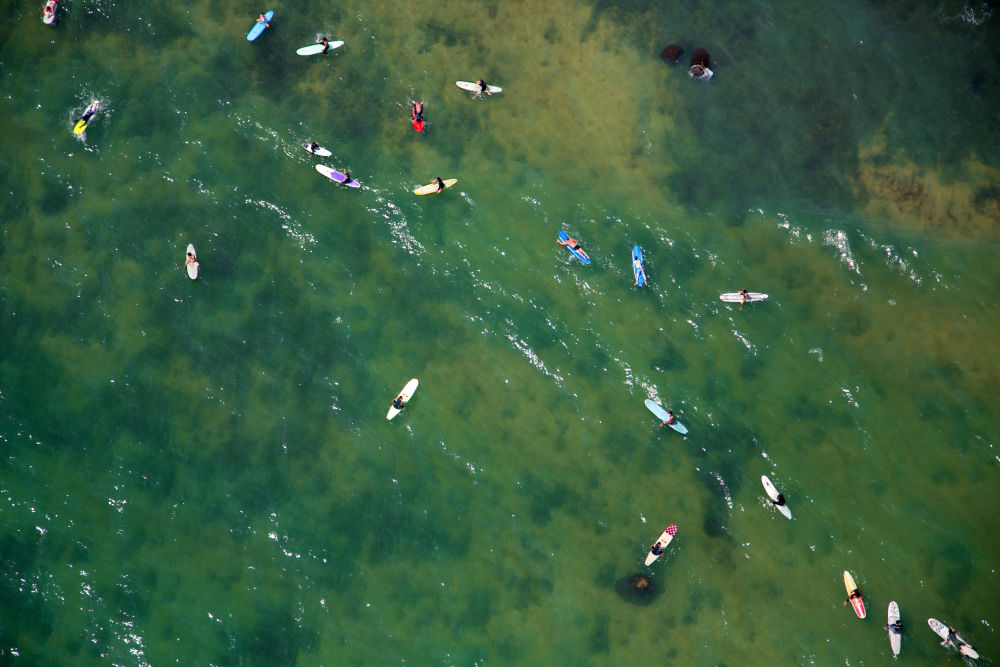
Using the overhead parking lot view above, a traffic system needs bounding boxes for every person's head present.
[187,252,194,258]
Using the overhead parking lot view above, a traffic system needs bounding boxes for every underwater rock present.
[614,573,657,605]
[690,48,711,68]
[660,44,684,63]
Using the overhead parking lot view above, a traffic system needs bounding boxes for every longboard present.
[928,619,979,659]
[387,378,419,420]
[720,292,768,303]
[644,524,677,566]
[456,81,502,94]
[247,10,273,42]
[644,399,688,434]
[74,101,99,135]
[761,475,792,519]
[413,179,456,195]
[632,246,646,286]
[557,231,590,265]
[296,41,343,56]
[303,143,333,157]
[316,164,360,188]
[185,244,199,280]
[887,601,902,657]
[43,0,57,24]
[844,570,866,619]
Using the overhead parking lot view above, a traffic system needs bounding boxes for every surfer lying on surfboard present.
[411,101,425,131]
[558,235,584,252]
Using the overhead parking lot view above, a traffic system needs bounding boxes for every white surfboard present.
[43,0,58,24]
[456,80,502,94]
[387,378,419,420]
[303,142,333,157]
[761,475,792,519]
[887,601,902,656]
[644,524,677,566]
[928,619,979,659]
[720,292,768,303]
[185,244,198,280]
[296,41,343,56]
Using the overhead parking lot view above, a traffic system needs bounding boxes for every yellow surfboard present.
[73,120,88,135]
[413,178,457,195]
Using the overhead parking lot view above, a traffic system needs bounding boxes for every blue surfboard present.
[644,399,688,434]
[558,231,590,264]
[247,10,273,41]
[632,246,646,286]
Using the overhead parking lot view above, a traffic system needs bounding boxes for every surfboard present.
[43,0,57,24]
[844,570,866,619]
[315,164,360,188]
[644,524,677,566]
[296,40,343,56]
[73,101,99,135]
[761,475,792,520]
[387,378,419,420]
[247,10,273,42]
[412,119,424,132]
[632,246,646,286]
[185,244,198,280]
[720,292,768,303]
[928,619,979,659]
[690,66,714,81]
[456,81,503,94]
[413,179,456,195]
[887,601,902,657]
[303,143,333,157]
[557,231,591,265]
[644,399,688,434]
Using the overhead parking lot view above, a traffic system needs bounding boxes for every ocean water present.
[1,0,999,664]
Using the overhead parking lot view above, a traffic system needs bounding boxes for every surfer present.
[660,410,678,426]
[44,1,57,21]
[770,493,786,507]
[649,542,665,556]
[434,176,446,193]
[258,12,270,28]
[391,396,405,411]
[885,620,902,634]
[185,250,198,270]
[411,101,424,122]
[78,104,98,125]
[317,37,331,53]
[558,235,583,252]
[343,170,352,185]
[844,588,862,606]
[739,289,750,304]
[941,627,960,646]
[309,141,319,153]
[474,79,492,98]
[633,259,643,284]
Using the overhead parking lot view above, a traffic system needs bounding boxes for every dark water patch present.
[509,572,554,611]
[650,345,687,372]
[614,573,658,606]
[244,604,316,665]
[588,613,611,653]
[458,589,494,629]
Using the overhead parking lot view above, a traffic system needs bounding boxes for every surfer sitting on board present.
[343,170,353,185]
[739,289,750,304]
[844,588,862,606]
[434,176,446,193]
[391,396,405,411]
[660,411,678,426]
[884,620,902,634]
[318,37,331,53]
[185,251,198,270]
[771,493,786,507]
[309,141,320,153]
[474,79,492,98]
[258,12,270,27]
[942,628,961,647]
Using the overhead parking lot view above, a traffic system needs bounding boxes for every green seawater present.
[2,0,999,664]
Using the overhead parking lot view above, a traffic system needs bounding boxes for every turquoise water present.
[2,0,999,664]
